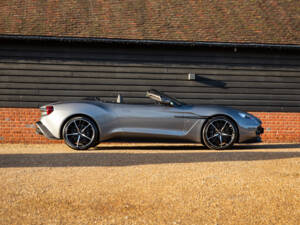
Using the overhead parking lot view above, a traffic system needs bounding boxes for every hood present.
[188,104,261,124]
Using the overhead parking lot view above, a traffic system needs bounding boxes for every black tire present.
[202,116,238,150]
[63,116,99,150]
[91,140,100,148]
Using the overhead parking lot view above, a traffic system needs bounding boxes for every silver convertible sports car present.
[36,89,264,150]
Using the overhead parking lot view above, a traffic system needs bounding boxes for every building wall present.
[0,41,299,143]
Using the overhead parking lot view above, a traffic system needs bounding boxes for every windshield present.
[149,89,186,106]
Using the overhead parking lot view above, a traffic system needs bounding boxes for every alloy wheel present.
[64,117,97,150]
[203,117,237,150]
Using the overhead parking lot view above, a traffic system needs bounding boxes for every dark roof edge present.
[0,34,300,51]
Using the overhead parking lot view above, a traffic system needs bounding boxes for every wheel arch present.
[59,113,101,139]
[200,114,240,144]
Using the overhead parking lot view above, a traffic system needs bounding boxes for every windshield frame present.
[147,89,186,106]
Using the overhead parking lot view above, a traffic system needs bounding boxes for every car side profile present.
[36,89,264,150]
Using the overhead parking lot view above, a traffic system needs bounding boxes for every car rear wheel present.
[63,116,99,150]
[202,116,237,150]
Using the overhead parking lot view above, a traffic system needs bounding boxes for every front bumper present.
[36,121,59,140]
[256,126,264,135]
[240,125,264,143]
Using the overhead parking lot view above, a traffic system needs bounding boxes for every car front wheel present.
[63,116,99,150]
[202,116,238,150]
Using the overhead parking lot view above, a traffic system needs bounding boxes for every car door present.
[114,103,186,138]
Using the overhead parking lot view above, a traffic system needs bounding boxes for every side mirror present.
[161,97,174,106]
[147,92,162,102]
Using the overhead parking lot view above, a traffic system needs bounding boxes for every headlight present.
[238,112,251,119]
[238,112,260,123]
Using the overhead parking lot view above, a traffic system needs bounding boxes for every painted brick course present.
[0,108,299,144]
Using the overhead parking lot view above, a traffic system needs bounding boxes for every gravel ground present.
[0,143,299,225]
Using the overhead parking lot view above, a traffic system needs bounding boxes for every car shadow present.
[0,150,299,168]
[95,144,205,151]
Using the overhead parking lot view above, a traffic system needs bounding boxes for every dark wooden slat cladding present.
[3,83,300,96]
[1,46,300,66]
[1,53,299,68]
[1,67,300,78]
[2,94,300,107]
[2,76,300,89]
[0,43,299,111]
[2,70,300,83]
[1,60,300,72]
[2,89,300,101]
[0,44,298,60]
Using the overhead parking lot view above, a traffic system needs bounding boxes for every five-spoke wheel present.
[63,116,99,150]
[202,116,237,150]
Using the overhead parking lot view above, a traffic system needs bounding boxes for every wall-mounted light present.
[188,73,195,80]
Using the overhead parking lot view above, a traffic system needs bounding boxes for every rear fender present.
[40,103,112,139]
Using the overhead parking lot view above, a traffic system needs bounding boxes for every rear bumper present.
[36,121,59,140]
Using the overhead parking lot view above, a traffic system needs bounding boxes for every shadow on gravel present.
[1,151,299,167]
[234,143,300,150]
[96,143,300,151]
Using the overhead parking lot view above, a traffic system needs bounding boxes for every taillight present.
[46,106,54,115]
[41,105,54,116]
